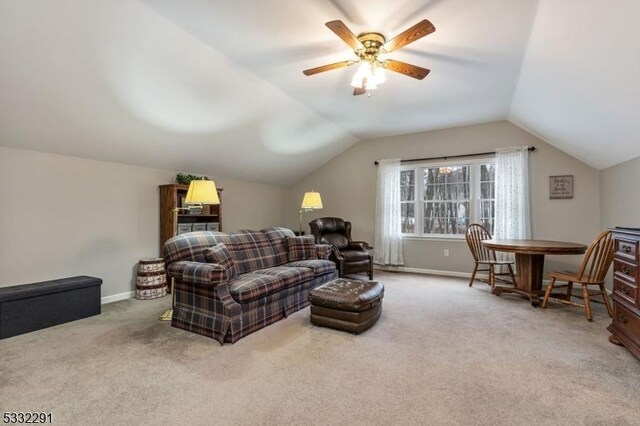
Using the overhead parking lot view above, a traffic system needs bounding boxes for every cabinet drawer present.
[616,239,638,261]
[614,259,637,284]
[613,303,640,342]
[614,278,638,305]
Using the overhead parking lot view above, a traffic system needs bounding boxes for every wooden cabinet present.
[159,184,223,251]
[608,228,640,360]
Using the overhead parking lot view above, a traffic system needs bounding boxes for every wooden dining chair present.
[465,224,517,293]
[541,231,614,321]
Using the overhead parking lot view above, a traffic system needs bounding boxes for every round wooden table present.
[481,239,587,306]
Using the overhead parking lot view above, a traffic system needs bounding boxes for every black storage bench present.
[0,276,102,339]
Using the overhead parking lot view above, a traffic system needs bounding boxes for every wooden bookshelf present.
[159,184,223,252]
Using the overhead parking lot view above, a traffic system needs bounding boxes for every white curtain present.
[374,158,404,266]
[494,146,531,242]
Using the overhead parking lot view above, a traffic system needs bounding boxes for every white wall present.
[599,156,640,288]
[288,121,601,275]
[0,147,288,298]
[600,156,640,229]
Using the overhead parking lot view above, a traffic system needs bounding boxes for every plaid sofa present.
[162,227,337,344]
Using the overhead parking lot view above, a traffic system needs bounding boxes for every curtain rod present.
[373,146,536,166]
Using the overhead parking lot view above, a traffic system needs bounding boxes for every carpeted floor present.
[1,272,639,425]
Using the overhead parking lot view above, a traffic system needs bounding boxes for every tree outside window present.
[400,170,415,233]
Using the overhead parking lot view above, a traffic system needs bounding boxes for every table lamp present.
[159,178,220,321]
[299,191,323,235]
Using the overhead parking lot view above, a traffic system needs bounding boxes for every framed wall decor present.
[549,175,574,199]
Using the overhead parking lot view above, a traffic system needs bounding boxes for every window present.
[479,163,496,234]
[400,161,496,238]
[400,170,416,233]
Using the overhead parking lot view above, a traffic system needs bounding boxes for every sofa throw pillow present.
[204,243,237,280]
[286,236,318,262]
[315,244,332,260]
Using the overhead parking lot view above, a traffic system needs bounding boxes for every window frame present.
[400,158,496,240]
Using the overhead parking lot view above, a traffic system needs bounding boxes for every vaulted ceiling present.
[0,0,638,185]
[509,0,640,169]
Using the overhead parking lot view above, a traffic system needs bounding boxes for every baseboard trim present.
[373,266,613,295]
[375,265,478,279]
[101,291,134,305]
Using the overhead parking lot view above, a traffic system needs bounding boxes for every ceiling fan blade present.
[325,20,364,50]
[303,60,355,76]
[382,19,435,53]
[384,60,431,80]
[353,87,366,96]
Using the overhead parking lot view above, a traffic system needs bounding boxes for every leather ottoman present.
[308,278,384,334]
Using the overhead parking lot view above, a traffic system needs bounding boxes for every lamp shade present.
[184,179,220,205]
[301,191,323,209]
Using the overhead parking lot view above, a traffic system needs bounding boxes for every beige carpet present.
[1,272,639,425]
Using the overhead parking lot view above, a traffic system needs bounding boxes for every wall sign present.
[549,175,574,199]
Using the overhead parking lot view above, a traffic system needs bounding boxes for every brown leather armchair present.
[309,217,373,280]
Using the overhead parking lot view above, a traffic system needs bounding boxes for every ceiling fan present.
[303,19,436,96]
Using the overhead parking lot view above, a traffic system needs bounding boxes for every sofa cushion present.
[203,243,237,280]
[227,231,279,274]
[251,266,313,288]
[261,227,295,266]
[228,274,284,303]
[285,259,335,277]
[340,250,370,262]
[286,236,318,262]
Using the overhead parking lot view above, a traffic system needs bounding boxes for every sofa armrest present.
[315,244,332,260]
[347,241,372,251]
[167,261,230,287]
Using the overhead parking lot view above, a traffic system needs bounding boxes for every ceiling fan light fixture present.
[350,62,386,90]
[373,67,387,85]
[365,80,378,91]
[303,19,435,95]
[350,62,371,88]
